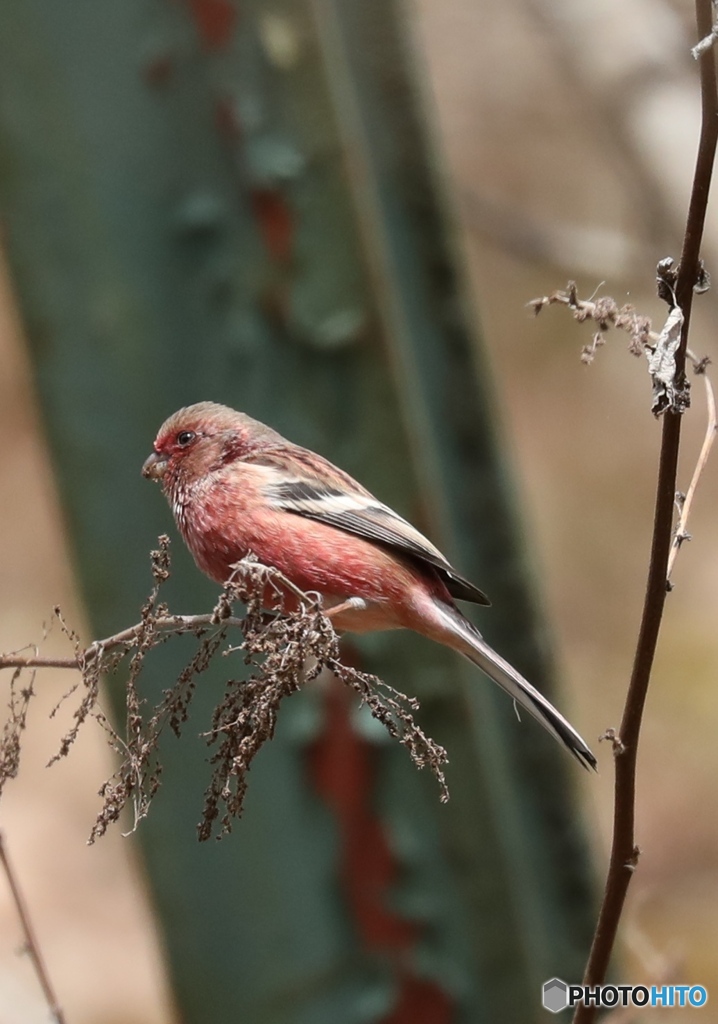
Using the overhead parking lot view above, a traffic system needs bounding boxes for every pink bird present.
[143,401,595,769]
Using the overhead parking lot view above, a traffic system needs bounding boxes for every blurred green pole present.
[0,0,594,1021]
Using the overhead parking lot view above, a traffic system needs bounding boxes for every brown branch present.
[667,352,717,580]
[0,656,79,670]
[573,1,718,1018]
[0,614,246,673]
[0,832,66,1023]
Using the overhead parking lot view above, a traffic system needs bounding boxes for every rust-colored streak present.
[214,96,241,140]
[383,976,454,1024]
[308,681,454,1022]
[187,0,236,50]
[142,54,174,88]
[309,683,414,947]
[250,188,294,264]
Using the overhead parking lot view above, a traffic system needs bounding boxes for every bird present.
[142,401,596,769]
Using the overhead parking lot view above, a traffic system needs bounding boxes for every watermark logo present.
[543,979,569,1013]
[542,979,708,1013]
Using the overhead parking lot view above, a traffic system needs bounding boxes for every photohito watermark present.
[542,978,709,1013]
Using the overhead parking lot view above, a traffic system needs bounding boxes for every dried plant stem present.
[667,354,717,579]
[0,545,448,841]
[0,614,246,673]
[573,2,718,1019]
[0,656,77,670]
[0,832,66,1023]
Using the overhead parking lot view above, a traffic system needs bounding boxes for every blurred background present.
[0,0,717,1021]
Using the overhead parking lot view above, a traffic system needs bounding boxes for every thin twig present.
[667,352,717,579]
[0,614,246,673]
[529,291,715,574]
[0,657,80,670]
[0,832,66,1023]
[573,2,718,1019]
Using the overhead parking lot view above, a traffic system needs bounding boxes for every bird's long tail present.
[436,602,596,770]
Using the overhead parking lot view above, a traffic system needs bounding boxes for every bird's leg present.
[323,596,368,619]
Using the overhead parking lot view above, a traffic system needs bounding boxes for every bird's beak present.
[142,450,168,480]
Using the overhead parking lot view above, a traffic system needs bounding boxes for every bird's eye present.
[176,430,197,447]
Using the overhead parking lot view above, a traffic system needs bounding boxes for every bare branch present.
[0,614,247,673]
[0,832,66,1023]
[667,352,717,581]
[571,1,718,1019]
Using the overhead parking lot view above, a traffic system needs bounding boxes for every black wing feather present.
[269,479,491,606]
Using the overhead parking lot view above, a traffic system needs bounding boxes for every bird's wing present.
[254,450,490,606]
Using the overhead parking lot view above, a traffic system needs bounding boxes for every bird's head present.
[142,402,280,496]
